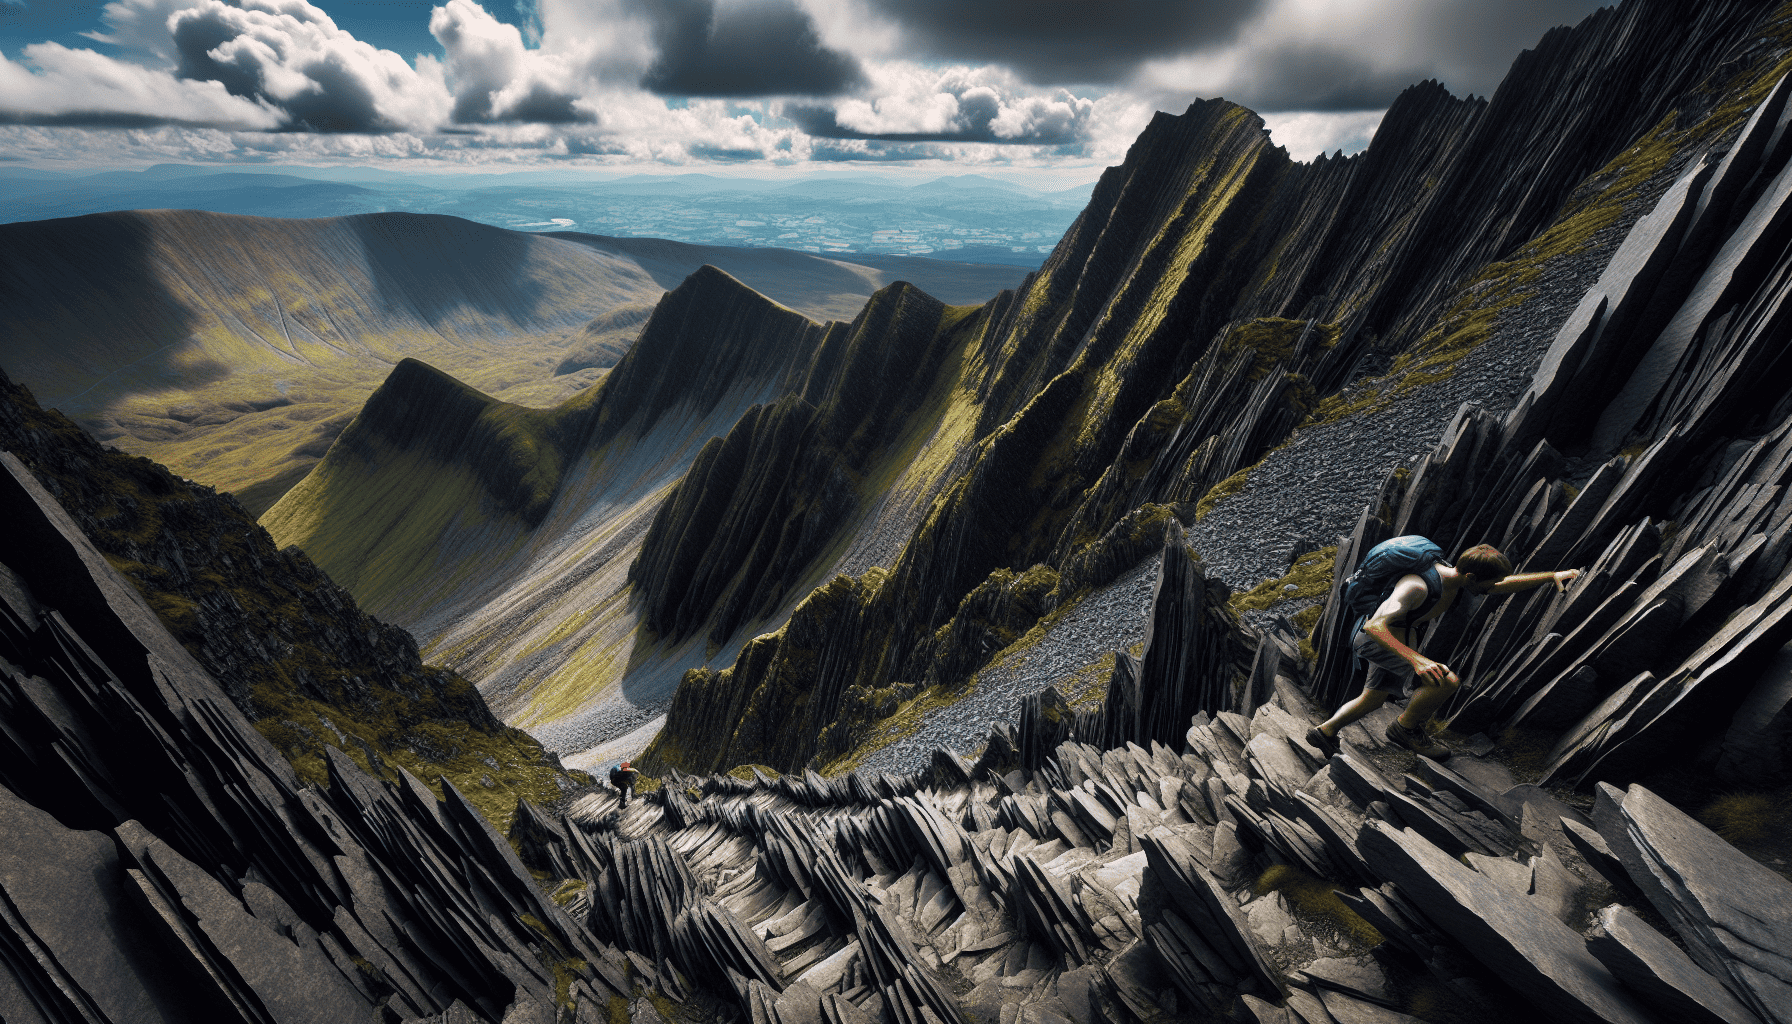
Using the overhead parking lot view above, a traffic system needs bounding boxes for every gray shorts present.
[1353,630,1419,697]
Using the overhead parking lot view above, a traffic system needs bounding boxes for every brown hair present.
[1455,543,1512,583]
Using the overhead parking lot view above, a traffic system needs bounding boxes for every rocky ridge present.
[0,367,585,824]
[0,456,653,1022]
[640,0,1787,779]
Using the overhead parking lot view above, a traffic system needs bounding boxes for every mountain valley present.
[0,211,1027,515]
[5,1,1792,1022]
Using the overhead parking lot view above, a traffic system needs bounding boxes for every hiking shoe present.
[1305,726,1340,759]
[1385,719,1451,760]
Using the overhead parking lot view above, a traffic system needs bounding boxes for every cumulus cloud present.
[636,0,864,96]
[164,0,450,131]
[0,0,1615,172]
[4,0,453,131]
[783,64,1093,144]
[0,41,283,128]
[432,0,591,123]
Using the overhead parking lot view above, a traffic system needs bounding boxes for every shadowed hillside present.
[0,366,587,829]
[0,210,1028,516]
[265,261,1013,773]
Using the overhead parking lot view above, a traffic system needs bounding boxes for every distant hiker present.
[609,761,640,807]
[1305,539,1580,761]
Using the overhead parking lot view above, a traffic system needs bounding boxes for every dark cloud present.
[280,53,389,132]
[863,0,1263,84]
[171,12,258,99]
[558,136,631,155]
[449,76,592,124]
[785,97,1084,145]
[1221,44,1430,112]
[501,82,592,123]
[169,5,398,131]
[687,142,765,160]
[638,0,865,97]
[1413,0,1607,97]
[0,110,188,127]
[808,140,943,161]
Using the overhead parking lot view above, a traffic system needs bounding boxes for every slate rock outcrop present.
[524,544,1792,1024]
[0,452,644,1022]
[643,0,1783,781]
[0,368,577,813]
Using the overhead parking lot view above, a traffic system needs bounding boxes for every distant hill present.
[0,165,1094,268]
[0,210,1027,513]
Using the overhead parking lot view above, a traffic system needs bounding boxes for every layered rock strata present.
[0,452,649,1023]
[644,0,1786,777]
[0,369,578,816]
[527,563,1792,1024]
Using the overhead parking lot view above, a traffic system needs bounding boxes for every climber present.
[1304,540,1580,761]
[609,760,640,807]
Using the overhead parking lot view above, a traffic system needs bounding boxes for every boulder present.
[1586,904,1763,1024]
[1357,820,1653,1024]
[1594,784,1792,1024]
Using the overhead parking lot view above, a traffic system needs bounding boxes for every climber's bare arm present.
[1361,576,1455,684]
[1487,568,1581,595]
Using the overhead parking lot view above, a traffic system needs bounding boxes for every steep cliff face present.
[641,0,1786,776]
[263,266,849,769]
[266,265,829,615]
[629,283,987,646]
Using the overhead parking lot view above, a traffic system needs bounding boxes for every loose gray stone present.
[1297,957,1395,1007]
[1245,892,1299,947]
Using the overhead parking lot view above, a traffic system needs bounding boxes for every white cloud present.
[1260,110,1383,161]
[163,0,451,131]
[0,0,1607,170]
[0,42,283,127]
[431,0,591,123]
[780,63,1107,149]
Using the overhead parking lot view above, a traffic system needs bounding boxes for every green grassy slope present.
[0,211,1031,517]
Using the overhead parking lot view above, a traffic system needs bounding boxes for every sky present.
[0,0,1609,178]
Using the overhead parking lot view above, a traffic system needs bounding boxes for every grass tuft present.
[1231,546,1337,614]
[1699,792,1777,845]
[1253,863,1383,947]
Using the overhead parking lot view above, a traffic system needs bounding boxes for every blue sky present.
[0,0,1606,174]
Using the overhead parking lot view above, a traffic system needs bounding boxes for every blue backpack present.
[1342,536,1445,620]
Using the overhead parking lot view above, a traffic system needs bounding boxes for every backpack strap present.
[1391,563,1445,624]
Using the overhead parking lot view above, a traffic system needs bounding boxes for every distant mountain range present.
[0,165,1094,268]
[0,209,1029,514]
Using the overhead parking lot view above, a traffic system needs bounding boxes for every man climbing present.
[1305,540,1580,760]
[609,760,640,807]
